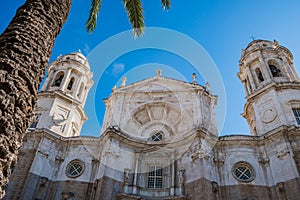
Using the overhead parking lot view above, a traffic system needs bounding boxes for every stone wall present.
[185,177,300,200]
[290,134,300,174]
[185,178,218,200]
[219,177,300,200]
[4,149,36,200]
[94,176,123,200]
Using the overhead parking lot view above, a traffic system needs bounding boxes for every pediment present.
[117,76,204,93]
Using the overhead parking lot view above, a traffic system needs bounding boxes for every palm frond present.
[123,0,144,37]
[86,0,102,32]
[161,0,171,10]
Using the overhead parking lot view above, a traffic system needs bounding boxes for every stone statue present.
[242,48,245,56]
[179,169,185,186]
[112,85,117,92]
[123,168,130,194]
[124,168,130,184]
[157,69,162,76]
[205,82,211,93]
[121,76,127,86]
[192,73,197,84]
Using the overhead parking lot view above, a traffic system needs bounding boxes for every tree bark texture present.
[0,0,71,197]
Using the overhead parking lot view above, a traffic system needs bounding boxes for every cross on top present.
[250,36,256,41]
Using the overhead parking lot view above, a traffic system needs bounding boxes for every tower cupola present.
[238,40,299,96]
[41,52,93,105]
[30,52,94,137]
[238,40,300,136]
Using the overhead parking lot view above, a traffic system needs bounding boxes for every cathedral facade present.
[4,40,300,200]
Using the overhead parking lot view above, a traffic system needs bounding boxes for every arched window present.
[269,65,282,77]
[255,68,264,82]
[67,77,75,90]
[53,72,64,87]
[151,131,163,142]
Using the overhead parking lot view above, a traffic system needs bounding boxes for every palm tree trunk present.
[0,0,72,197]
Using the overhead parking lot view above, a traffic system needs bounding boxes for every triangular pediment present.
[116,76,204,93]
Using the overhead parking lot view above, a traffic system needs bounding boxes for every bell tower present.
[238,40,300,136]
[29,52,94,137]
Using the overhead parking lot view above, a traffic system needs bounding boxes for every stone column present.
[73,77,83,97]
[41,69,54,91]
[178,169,185,195]
[61,69,72,90]
[242,81,249,96]
[284,136,299,178]
[259,57,272,82]
[47,154,65,200]
[245,66,256,91]
[280,56,297,81]
[85,159,100,199]
[170,153,175,196]
[69,76,80,96]
[132,153,140,194]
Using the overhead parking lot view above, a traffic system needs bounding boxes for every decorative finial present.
[112,85,117,92]
[123,168,130,183]
[242,49,245,56]
[273,40,279,47]
[192,73,198,84]
[178,169,186,186]
[156,69,162,76]
[121,76,127,86]
[250,36,256,41]
[205,82,211,93]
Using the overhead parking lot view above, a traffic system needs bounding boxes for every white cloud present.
[112,63,125,77]
[83,43,90,55]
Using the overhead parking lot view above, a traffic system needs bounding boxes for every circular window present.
[232,162,255,182]
[151,131,163,142]
[66,160,85,178]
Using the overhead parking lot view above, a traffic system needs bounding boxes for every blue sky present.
[2,1,300,136]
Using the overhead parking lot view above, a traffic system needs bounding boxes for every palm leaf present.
[161,0,171,10]
[86,0,102,32]
[123,0,144,37]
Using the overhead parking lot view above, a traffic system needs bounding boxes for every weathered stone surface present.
[5,40,300,200]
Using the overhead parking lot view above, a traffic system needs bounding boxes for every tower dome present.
[31,52,94,137]
[238,40,300,136]
[238,40,299,96]
[41,52,93,105]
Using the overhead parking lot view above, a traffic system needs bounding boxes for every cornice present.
[217,125,300,146]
